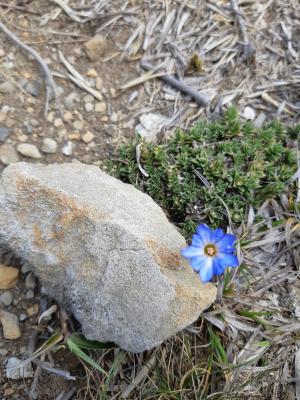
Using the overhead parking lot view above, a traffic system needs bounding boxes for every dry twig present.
[141,61,209,107]
[0,19,60,117]
[230,0,255,62]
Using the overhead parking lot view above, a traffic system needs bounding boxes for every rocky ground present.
[0,0,300,399]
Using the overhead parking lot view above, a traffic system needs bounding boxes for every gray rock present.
[5,357,33,380]
[0,144,19,165]
[0,291,13,306]
[85,103,94,113]
[0,81,15,94]
[25,289,34,300]
[0,127,10,142]
[19,313,27,322]
[0,348,8,356]
[0,163,216,352]
[41,138,57,154]
[25,272,36,290]
[24,81,40,97]
[17,143,42,159]
[62,141,74,156]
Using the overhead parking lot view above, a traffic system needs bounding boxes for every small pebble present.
[83,94,94,103]
[85,103,94,113]
[0,264,19,289]
[63,111,73,122]
[5,357,33,380]
[0,143,19,165]
[17,143,42,159]
[26,304,39,317]
[84,35,107,61]
[54,118,63,128]
[82,131,95,144]
[25,289,34,300]
[25,80,40,97]
[0,310,21,339]
[95,102,107,113]
[62,141,75,156]
[110,112,118,123]
[25,272,36,290]
[0,81,15,94]
[68,132,81,141]
[86,68,98,77]
[242,106,256,121]
[73,120,84,130]
[0,127,11,142]
[0,348,8,356]
[0,48,5,57]
[0,291,13,307]
[41,138,57,154]
[19,314,27,322]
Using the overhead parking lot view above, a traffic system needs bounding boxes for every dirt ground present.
[0,0,300,399]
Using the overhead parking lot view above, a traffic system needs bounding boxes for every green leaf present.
[67,337,108,376]
[68,333,115,350]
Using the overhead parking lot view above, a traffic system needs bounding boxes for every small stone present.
[25,81,40,97]
[0,264,19,289]
[24,121,33,134]
[21,263,31,274]
[0,127,10,142]
[82,131,95,144]
[86,68,98,77]
[47,111,55,123]
[0,81,15,94]
[17,143,42,159]
[0,144,19,165]
[30,118,39,127]
[101,116,109,122]
[84,35,107,61]
[95,102,107,113]
[254,112,267,129]
[110,112,118,123]
[62,141,74,156]
[4,388,15,396]
[242,106,256,121]
[54,118,63,128]
[0,48,5,57]
[95,77,103,90]
[64,92,77,108]
[0,310,21,339]
[83,94,94,103]
[0,348,8,356]
[85,103,94,112]
[19,313,27,322]
[0,291,13,307]
[17,134,29,143]
[25,289,34,300]
[26,304,39,317]
[25,272,36,289]
[73,120,84,130]
[63,111,73,122]
[58,129,68,141]
[68,132,81,141]
[5,357,33,379]
[41,138,57,154]
[110,88,116,97]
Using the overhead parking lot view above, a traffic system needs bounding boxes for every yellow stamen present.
[204,244,217,257]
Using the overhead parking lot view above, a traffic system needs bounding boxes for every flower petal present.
[181,245,202,259]
[216,252,239,269]
[211,228,224,243]
[216,233,237,253]
[198,257,214,283]
[191,233,205,248]
[212,258,226,276]
[190,255,207,271]
[195,224,212,244]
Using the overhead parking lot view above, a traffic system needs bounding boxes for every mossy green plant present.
[107,107,299,234]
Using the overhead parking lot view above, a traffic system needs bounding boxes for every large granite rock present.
[0,163,216,352]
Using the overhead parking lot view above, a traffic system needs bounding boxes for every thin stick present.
[0,19,60,117]
[230,0,255,62]
[0,2,40,15]
[141,61,209,107]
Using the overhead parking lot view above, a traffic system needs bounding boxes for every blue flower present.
[181,224,239,283]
